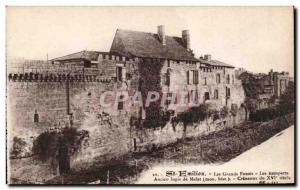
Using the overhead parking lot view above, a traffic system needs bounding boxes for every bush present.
[10,137,27,159]
[32,131,59,161]
[143,108,171,128]
[173,104,210,128]
[220,106,229,118]
[249,105,293,122]
[213,111,220,121]
[33,127,88,162]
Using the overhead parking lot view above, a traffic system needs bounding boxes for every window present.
[226,74,230,84]
[186,71,190,84]
[117,67,123,82]
[232,75,235,84]
[34,110,39,123]
[204,92,210,101]
[188,90,198,104]
[133,138,137,151]
[192,70,199,84]
[165,70,170,86]
[216,73,221,84]
[167,60,170,67]
[226,88,231,98]
[118,95,125,110]
[214,89,219,99]
[203,77,207,85]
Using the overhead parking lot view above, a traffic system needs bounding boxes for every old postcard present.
[6,6,294,185]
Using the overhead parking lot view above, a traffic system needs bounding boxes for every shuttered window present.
[214,89,219,99]
[192,70,199,84]
[186,71,190,84]
[216,73,221,84]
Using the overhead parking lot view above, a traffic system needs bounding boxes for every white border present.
[0,1,298,189]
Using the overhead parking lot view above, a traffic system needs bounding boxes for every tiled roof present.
[200,58,234,68]
[210,60,234,68]
[110,29,198,61]
[52,51,102,62]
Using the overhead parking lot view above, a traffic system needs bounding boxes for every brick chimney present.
[157,25,166,46]
[182,30,190,50]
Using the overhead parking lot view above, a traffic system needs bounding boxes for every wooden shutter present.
[186,71,189,84]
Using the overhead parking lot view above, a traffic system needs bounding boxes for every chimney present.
[182,30,190,50]
[157,25,166,46]
[204,54,211,61]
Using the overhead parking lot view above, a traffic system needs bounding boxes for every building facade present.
[7,26,247,179]
[238,69,291,111]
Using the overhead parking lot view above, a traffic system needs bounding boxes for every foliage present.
[138,58,167,129]
[279,82,294,111]
[250,82,294,122]
[250,101,294,122]
[33,127,88,162]
[10,137,27,159]
[129,116,140,127]
[230,104,238,116]
[143,108,172,128]
[220,106,229,118]
[245,98,258,113]
[213,111,220,121]
[172,104,210,128]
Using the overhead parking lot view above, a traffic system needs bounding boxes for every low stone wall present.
[131,107,247,152]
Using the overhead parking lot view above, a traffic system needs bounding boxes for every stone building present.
[269,69,290,98]
[52,25,245,116]
[7,25,247,179]
[239,69,291,111]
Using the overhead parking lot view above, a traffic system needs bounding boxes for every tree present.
[10,137,27,159]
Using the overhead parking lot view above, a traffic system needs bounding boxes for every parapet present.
[7,72,112,83]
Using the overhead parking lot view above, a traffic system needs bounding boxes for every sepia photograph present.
[6,6,295,185]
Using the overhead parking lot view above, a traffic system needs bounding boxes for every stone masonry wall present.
[160,60,245,112]
[131,107,247,152]
[7,55,247,181]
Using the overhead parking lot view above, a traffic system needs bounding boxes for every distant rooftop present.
[51,50,103,62]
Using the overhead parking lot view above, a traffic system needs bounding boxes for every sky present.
[6,6,294,75]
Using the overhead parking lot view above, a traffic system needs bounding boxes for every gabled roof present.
[110,29,198,61]
[52,50,102,62]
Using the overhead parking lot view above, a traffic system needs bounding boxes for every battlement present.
[7,72,112,83]
[97,53,136,62]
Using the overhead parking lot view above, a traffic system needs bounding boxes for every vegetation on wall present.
[33,127,89,164]
[138,58,170,129]
[171,104,212,129]
[33,131,59,161]
[250,83,294,122]
[10,137,27,159]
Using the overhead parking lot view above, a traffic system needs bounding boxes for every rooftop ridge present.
[116,28,183,39]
